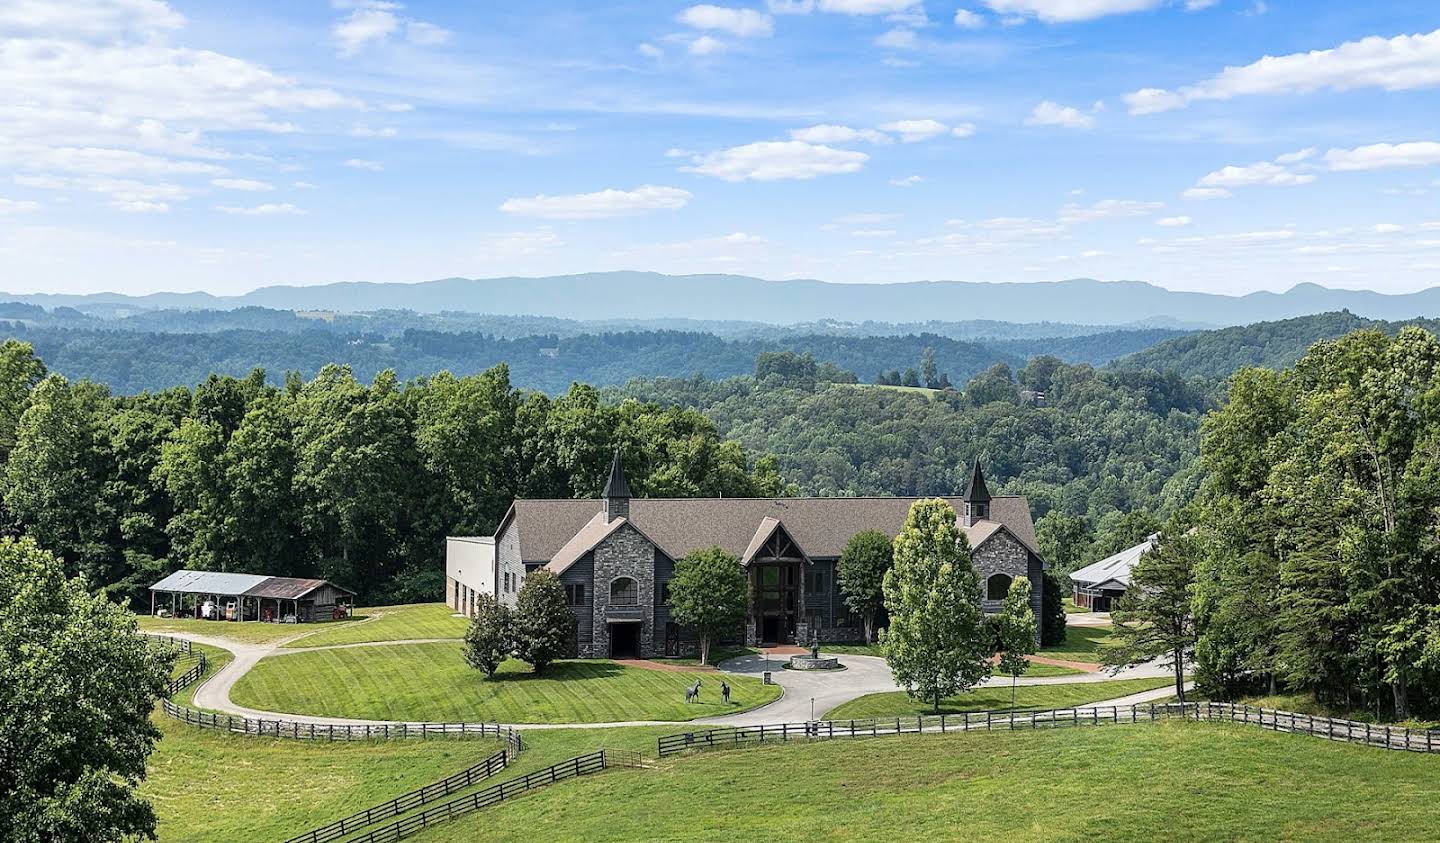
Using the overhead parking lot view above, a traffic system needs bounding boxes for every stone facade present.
[972,529,1044,643]
[589,523,657,658]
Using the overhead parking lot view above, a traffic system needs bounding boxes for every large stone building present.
[445,454,1047,658]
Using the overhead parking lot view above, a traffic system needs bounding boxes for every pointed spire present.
[963,458,991,504]
[603,449,631,500]
[602,449,631,522]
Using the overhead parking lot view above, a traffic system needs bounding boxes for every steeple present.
[602,449,630,522]
[962,459,991,526]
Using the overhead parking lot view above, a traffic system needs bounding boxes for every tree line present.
[0,340,787,606]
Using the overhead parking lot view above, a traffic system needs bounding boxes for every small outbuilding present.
[1068,534,1158,612]
[149,570,356,623]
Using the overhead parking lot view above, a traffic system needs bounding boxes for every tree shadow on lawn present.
[480,659,750,714]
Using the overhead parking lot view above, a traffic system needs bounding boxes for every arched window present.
[610,577,638,606]
[986,573,1013,601]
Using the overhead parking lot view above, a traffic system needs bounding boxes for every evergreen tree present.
[512,569,575,674]
[837,530,893,644]
[881,499,991,712]
[1040,570,1068,646]
[668,546,747,665]
[1103,530,1199,702]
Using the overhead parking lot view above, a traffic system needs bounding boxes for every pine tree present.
[1103,530,1198,702]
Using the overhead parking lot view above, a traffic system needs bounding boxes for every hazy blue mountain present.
[8,274,1440,326]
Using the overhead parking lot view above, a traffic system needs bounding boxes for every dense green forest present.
[1117,311,1440,380]
[616,357,1209,571]
[0,340,788,606]
[1183,325,1440,719]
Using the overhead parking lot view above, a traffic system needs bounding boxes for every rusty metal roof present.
[150,570,355,599]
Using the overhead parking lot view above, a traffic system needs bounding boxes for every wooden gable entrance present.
[743,519,810,646]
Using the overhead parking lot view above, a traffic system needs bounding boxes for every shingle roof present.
[546,512,627,575]
[504,495,1040,565]
[1069,534,1158,588]
[150,570,355,598]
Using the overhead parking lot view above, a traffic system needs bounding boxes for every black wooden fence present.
[280,746,514,843]
[657,702,1440,757]
[159,699,524,750]
[337,749,644,843]
[140,633,192,654]
[166,652,207,696]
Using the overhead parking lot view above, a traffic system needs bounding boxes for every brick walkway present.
[611,658,717,673]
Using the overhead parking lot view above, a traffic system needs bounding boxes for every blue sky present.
[1,0,1438,297]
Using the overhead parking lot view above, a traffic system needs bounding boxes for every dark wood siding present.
[559,551,595,644]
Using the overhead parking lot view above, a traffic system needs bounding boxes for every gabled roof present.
[963,519,1040,559]
[1069,534,1158,588]
[740,517,810,566]
[500,495,1040,566]
[150,569,355,598]
[546,512,628,575]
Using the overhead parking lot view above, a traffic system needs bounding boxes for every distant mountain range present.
[9,273,1440,327]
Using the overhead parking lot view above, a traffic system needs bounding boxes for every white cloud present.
[1323,142,1440,172]
[951,123,977,138]
[0,197,41,214]
[875,28,919,49]
[1026,100,1095,129]
[114,200,169,213]
[343,158,384,171]
[333,2,452,55]
[953,9,986,27]
[351,125,399,138]
[216,202,305,215]
[688,35,727,55]
[850,228,897,237]
[211,178,274,191]
[1275,147,1316,164]
[0,0,184,39]
[878,119,949,142]
[1183,187,1232,200]
[405,21,452,46]
[766,0,816,12]
[1058,198,1163,223]
[1184,0,1218,8]
[678,5,774,37]
[983,0,1162,23]
[889,174,924,186]
[789,124,890,144]
[1157,215,1193,227]
[1372,223,1404,234]
[500,184,692,218]
[817,0,919,14]
[1198,160,1315,187]
[685,141,868,181]
[1125,28,1440,114]
[637,42,663,58]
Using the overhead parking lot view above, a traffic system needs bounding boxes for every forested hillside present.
[617,357,1210,572]
[0,340,787,606]
[1116,311,1440,379]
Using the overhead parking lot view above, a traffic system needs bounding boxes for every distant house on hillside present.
[1068,535,1158,612]
[446,457,1048,658]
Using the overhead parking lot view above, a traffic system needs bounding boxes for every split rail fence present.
[657,701,1440,757]
[166,652,207,696]
[159,699,524,749]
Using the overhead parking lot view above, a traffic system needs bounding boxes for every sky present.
[1,0,1438,298]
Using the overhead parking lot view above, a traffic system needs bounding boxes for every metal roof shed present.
[150,570,356,623]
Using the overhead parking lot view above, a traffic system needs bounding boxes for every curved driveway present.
[172,631,1178,730]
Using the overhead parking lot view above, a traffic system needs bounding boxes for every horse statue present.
[685,678,703,704]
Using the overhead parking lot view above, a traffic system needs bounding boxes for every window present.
[807,570,827,593]
[660,581,671,604]
[610,577,638,606]
[986,573,1013,601]
[565,583,585,606]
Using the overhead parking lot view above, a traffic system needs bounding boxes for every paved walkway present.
[174,631,1176,731]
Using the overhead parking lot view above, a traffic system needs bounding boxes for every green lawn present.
[281,603,470,649]
[1039,624,1116,663]
[818,644,1081,677]
[142,716,502,842]
[400,720,1440,842]
[823,677,1172,720]
[231,642,781,723]
[139,614,337,645]
[166,642,232,703]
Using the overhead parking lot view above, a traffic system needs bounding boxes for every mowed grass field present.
[1039,625,1117,663]
[139,614,330,645]
[231,642,781,723]
[814,644,1083,677]
[142,716,501,842]
[281,603,469,648]
[401,721,1440,843]
[824,677,1172,719]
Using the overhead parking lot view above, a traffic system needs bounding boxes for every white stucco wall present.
[446,536,496,615]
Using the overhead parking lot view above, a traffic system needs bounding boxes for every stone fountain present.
[787,634,840,670]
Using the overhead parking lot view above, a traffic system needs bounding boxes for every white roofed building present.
[1068,534,1158,612]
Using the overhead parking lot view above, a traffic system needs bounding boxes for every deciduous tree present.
[512,569,575,674]
[837,530,893,644]
[994,576,1037,710]
[463,593,513,678]
[668,546,747,665]
[881,498,990,712]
